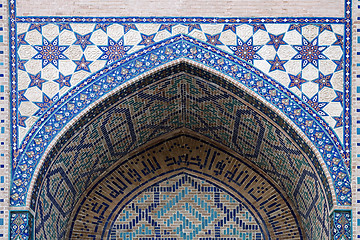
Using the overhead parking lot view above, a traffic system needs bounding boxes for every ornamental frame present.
[8,0,353,239]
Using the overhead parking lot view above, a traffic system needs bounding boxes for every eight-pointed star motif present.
[229,37,262,65]
[99,37,131,65]
[33,37,69,68]
[292,37,327,68]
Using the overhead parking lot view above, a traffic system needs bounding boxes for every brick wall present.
[16,0,344,17]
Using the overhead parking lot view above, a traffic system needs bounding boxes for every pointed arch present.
[11,36,348,212]
[26,60,337,239]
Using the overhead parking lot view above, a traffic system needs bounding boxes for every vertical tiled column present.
[0,0,8,239]
[354,0,360,239]
[331,210,352,239]
[9,212,33,240]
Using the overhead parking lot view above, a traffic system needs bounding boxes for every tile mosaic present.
[6,0,354,238]
[10,211,33,240]
[34,73,328,239]
[15,22,346,140]
[67,136,307,239]
[332,211,351,240]
[12,38,349,210]
[110,174,264,240]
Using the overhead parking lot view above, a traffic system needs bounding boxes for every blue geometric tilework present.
[65,135,305,239]
[32,70,329,239]
[331,210,351,240]
[7,0,354,238]
[7,16,352,224]
[10,211,33,240]
[15,22,346,143]
[110,174,264,240]
[11,37,350,209]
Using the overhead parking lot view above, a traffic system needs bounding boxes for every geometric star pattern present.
[267,54,286,72]
[99,37,131,65]
[32,37,68,68]
[267,33,287,51]
[292,37,328,68]
[16,22,345,145]
[229,37,262,64]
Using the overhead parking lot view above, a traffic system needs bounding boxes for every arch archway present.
[67,133,305,239]
[31,62,333,239]
[11,36,350,212]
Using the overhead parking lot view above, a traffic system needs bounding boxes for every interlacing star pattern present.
[16,22,346,135]
[33,37,68,68]
[292,37,327,68]
[99,37,131,65]
[229,37,262,64]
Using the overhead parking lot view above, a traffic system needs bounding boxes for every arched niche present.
[32,63,332,239]
[11,36,350,210]
[67,133,304,239]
